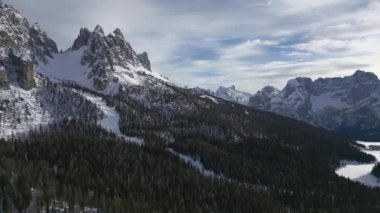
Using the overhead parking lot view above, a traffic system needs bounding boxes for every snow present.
[215,86,251,105]
[335,141,380,187]
[167,148,273,193]
[37,48,169,95]
[79,91,144,145]
[310,92,350,112]
[0,85,52,139]
[167,148,221,178]
[37,49,98,90]
[200,95,219,104]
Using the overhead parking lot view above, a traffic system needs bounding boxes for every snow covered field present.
[336,141,380,187]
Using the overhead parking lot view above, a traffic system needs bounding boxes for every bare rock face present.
[17,60,35,90]
[138,52,151,71]
[0,5,57,90]
[8,55,35,90]
[0,65,10,90]
[29,23,58,63]
[72,28,91,50]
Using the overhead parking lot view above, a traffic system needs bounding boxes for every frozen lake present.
[335,141,380,187]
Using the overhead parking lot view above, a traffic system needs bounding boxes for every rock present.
[249,86,279,109]
[138,52,151,71]
[9,55,35,90]
[93,78,108,91]
[17,60,35,90]
[0,65,10,90]
[76,26,145,91]
[215,85,252,105]
[72,28,91,50]
[29,23,58,62]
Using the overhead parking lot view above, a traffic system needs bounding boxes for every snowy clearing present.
[79,92,144,145]
[167,148,274,193]
[336,141,380,188]
[167,148,221,178]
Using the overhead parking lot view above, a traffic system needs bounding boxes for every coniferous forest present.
[1,82,380,212]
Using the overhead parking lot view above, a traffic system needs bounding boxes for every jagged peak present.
[137,52,151,71]
[112,28,124,39]
[93,25,104,35]
[72,27,92,50]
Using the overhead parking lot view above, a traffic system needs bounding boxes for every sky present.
[6,0,380,93]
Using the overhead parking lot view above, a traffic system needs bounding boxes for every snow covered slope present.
[79,91,144,145]
[37,26,168,93]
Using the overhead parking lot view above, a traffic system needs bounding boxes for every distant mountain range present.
[216,70,380,140]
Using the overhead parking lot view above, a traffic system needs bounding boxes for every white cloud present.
[220,39,278,59]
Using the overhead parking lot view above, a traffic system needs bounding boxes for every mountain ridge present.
[215,70,380,140]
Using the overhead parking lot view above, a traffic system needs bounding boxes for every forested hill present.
[1,119,380,212]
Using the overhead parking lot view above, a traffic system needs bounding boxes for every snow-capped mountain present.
[38,25,168,94]
[249,71,380,140]
[0,4,165,140]
[216,85,253,105]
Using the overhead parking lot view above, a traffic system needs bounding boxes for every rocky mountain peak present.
[68,25,160,91]
[137,52,151,71]
[249,86,279,109]
[0,4,57,90]
[93,25,105,36]
[216,85,252,105]
[72,28,91,50]
[351,70,379,84]
[112,28,124,39]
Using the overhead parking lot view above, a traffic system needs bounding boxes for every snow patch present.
[79,91,144,145]
[336,141,380,188]
[167,148,221,178]
[200,95,219,104]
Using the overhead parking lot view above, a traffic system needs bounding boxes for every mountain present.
[2,3,380,212]
[249,71,380,140]
[0,4,57,90]
[38,25,167,93]
[0,4,168,139]
[249,86,279,109]
[216,85,253,105]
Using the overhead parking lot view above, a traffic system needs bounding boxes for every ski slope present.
[80,92,144,145]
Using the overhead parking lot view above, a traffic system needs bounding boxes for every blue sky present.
[7,0,380,93]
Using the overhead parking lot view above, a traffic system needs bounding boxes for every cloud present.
[220,39,278,59]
